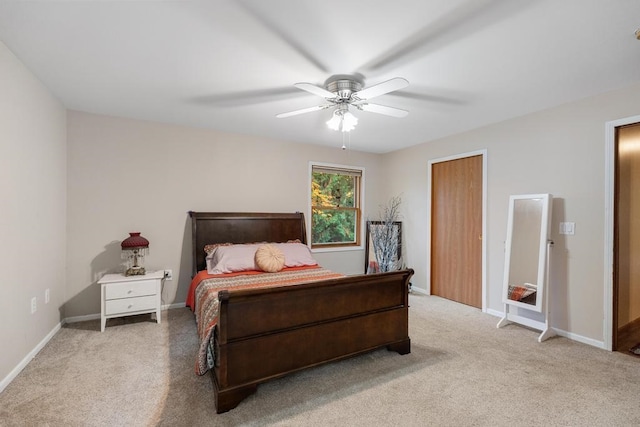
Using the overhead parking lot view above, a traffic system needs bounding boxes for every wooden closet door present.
[431,155,482,308]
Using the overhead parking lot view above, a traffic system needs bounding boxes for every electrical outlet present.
[164,269,173,281]
[31,297,37,314]
[45,288,50,304]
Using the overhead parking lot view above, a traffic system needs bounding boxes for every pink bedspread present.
[189,266,344,375]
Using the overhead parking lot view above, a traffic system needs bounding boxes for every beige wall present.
[66,111,384,318]
[0,42,67,385]
[382,83,640,344]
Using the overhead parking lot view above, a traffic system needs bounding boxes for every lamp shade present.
[121,232,149,250]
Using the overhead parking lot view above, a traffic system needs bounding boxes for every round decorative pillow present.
[255,244,285,273]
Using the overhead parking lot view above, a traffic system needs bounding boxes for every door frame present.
[427,149,488,311]
[605,114,640,351]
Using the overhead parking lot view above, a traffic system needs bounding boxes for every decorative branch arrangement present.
[368,196,402,273]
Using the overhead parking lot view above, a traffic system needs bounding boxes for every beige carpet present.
[2,294,640,426]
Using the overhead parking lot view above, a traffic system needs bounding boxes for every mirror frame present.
[502,193,552,313]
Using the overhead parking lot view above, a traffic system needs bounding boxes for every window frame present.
[308,161,365,252]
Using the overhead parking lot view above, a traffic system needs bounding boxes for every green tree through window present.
[311,164,362,248]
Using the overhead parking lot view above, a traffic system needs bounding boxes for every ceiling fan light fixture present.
[326,105,358,133]
[341,111,358,132]
[326,112,342,131]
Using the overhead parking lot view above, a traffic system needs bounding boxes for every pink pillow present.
[206,244,261,274]
[205,242,317,274]
[204,242,232,256]
[273,242,318,267]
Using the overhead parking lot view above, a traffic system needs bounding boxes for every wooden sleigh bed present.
[188,211,414,413]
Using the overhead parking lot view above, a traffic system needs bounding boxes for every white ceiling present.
[1,0,639,153]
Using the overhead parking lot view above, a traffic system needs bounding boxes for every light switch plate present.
[560,222,575,235]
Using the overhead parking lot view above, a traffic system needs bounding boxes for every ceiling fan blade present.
[235,2,329,73]
[276,104,331,118]
[357,103,409,118]
[359,1,529,73]
[353,78,409,101]
[294,82,336,99]
[191,87,307,107]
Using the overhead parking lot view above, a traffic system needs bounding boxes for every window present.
[310,163,363,249]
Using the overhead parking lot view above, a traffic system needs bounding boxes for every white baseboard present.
[409,285,428,295]
[0,322,61,394]
[64,302,187,324]
[486,308,503,318]
[64,313,100,324]
[486,308,606,349]
[553,328,606,349]
[165,302,186,310]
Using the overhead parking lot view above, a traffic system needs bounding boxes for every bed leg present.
[387,338,411,355]
[213,380,258,414]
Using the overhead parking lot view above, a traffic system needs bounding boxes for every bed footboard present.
[211,268,414,413]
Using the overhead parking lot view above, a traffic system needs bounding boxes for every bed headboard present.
[188,212,307,276]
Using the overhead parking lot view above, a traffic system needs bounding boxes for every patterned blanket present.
[191,267,344,375]
[507,282,537,302]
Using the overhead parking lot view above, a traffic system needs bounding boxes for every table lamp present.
[121,232,149,276]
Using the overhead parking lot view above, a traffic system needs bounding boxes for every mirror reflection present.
[506,198,543,306]
[502,194,551,313]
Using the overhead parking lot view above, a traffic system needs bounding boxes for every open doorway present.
[613,122,640,356]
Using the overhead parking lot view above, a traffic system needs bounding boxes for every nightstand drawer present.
[105,295,157,315]
[104,279,157,300]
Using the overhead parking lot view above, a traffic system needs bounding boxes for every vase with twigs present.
[368,196,402,273]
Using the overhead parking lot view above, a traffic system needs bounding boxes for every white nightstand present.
[98,270,164,332]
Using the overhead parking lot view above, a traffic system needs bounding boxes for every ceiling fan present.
[276,74,410,132]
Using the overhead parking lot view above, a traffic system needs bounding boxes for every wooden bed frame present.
[189,211,414,413]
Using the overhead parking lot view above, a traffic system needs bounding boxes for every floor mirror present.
[497,193,554,342]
